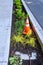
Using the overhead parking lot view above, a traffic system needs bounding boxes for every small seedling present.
[9,55,22,65]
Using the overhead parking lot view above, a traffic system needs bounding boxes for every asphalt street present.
[24,0,43,29]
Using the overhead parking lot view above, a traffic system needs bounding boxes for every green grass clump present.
[14,20,25,35]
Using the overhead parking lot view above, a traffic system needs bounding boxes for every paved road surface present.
[23,0,43,29]
[0,0,13,65]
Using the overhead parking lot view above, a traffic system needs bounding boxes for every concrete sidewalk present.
[0,0,13,65]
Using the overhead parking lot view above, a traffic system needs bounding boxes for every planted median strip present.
[8,0,40,65]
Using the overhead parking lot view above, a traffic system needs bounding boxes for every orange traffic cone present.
[23,17,32,35]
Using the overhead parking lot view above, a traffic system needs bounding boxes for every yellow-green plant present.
[11,34,36,48]
[26,37,36,47]
[29,38,36,47]
[11,35,25,44]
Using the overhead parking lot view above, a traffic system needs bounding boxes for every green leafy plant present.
[9,55,22,65]
[15,2,22,9]
[15,9,26,19]
[15,9,22,19]
[14,0,22,9]
[15,0,21,5]
[13,0,27,19]
[16,5,22,9]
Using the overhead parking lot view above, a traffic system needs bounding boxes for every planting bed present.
[8,0,43,65]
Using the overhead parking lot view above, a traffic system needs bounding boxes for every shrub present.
[9,55,22,65]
